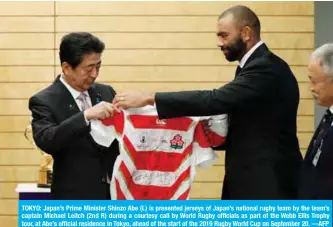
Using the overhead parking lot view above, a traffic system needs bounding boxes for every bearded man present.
[113,5,302,200]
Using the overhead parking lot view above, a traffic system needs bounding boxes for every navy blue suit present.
[299,109,333,199]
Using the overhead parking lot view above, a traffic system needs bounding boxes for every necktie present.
[77,93,90,111]
[310,109,333,158]
[235,65,242,77]
[228,65,242,125]
[78,92,110,183]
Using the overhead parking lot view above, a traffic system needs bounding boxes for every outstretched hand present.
[113,91,156,109]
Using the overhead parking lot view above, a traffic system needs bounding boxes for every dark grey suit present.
[154,44,303,199]
[29,75,119,199]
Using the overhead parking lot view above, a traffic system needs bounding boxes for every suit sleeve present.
[29,95,90,156]
[155,60,277,118]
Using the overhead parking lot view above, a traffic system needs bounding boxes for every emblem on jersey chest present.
[170,134,184,149]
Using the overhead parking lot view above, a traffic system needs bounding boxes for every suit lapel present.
[52,75,81,115]
[231,44,270,125]
[235,65,242,78]
[52,75,102,119]
[234,43,269,78]
[88,84,99,106]
[304,116,325,160]
[243,43,269,69]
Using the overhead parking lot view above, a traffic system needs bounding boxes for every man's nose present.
[217,38,224,48]
[90,67,98,78]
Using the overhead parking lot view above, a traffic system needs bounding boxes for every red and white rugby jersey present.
[90,106,228,200]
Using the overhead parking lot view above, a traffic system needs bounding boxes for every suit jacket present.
[299,112,333,199]
[28,75,119,200]
[155,44,303,199]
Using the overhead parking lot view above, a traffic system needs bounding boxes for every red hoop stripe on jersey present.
[177,188,191,200]
[115,178,126,200]
[203,129,226,147]
[118,161,191,200]
[194,123,211,148]
[102,111,125,135]
[123,135,193,172]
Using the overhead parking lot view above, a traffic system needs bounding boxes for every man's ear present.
[241,26,251,42]
[61,62,72,75]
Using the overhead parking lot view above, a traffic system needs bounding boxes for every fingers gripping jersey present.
[90,106,228,200]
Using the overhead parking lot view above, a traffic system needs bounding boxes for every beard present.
[222,36,247,62]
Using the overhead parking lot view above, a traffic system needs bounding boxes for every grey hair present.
[311,43,333,74]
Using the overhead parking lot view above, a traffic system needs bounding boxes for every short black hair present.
[59,32,105,69]
[219,5,261,38]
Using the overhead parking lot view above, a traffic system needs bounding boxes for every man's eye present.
[86,67,93,72]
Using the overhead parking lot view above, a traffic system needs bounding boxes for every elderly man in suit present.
[113,5,303,199]
[299,43,333,199]
[29,32,120,199]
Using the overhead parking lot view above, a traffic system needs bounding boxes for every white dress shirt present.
[59,76,92,110]
[239,40,264,68]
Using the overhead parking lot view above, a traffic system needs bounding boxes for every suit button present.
[101,177,106,183]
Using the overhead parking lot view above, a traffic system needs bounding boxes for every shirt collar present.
[239,40,264,68]
[59,75,88,100]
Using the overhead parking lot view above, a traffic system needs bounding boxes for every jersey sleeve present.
[200,114,228,147]
[192,122,218,168]
[90,111,125,147]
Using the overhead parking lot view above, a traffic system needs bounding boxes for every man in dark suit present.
[113,5,303,199]
[29,32,120,200]
[299,43,333,199]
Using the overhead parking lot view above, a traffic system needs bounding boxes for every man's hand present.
[201,119,213,143]
[84,101,120,120]
[113,91,155,109]
[200,115,228,148]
